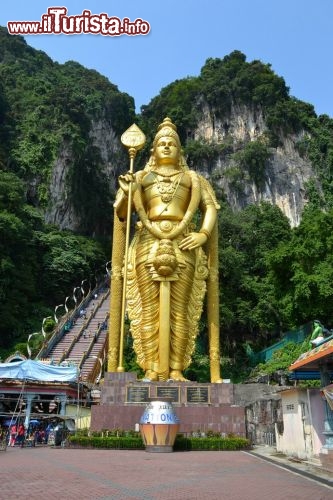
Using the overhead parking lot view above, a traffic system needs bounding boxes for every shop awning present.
[0,359,78,382]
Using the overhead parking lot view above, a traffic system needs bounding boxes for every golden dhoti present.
[126,221,208,379]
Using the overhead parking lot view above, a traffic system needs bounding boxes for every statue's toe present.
[169,370,189,382]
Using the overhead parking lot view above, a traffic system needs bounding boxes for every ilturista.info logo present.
[7,7,151,36]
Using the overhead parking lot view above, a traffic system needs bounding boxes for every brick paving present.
[0,447,332,500]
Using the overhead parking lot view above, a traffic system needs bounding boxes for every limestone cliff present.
[192,100,317,227]
[45,117,125,231]
[43,100,318,232]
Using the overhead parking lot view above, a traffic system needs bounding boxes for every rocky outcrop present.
[45,141,79,230]
[195,101,267,143]
[45,117,125,231]
[193,100,318,227]
[45,101,319,231]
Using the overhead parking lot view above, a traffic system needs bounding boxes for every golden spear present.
[116,124,145,372]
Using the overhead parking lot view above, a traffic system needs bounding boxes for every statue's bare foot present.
[169,370,189,382]
[143,370,158,381]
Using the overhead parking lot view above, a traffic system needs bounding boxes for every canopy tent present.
[0,359,78,383]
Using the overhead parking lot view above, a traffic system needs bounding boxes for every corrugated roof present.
[289,339,333,371]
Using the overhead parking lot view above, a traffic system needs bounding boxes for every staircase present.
[41,289,110,384]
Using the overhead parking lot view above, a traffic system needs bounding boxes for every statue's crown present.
[153,117,180,148]
[157,117,177,132]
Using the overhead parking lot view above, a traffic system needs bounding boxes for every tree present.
[219,202,292,352]
[36,229,106,304]
[267,206,333,327]
[0,173,40,346]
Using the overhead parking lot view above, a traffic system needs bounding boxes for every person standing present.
[17,423,25,448]
[9,423,17,447]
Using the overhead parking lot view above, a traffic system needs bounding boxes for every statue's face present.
[154,135,180,165]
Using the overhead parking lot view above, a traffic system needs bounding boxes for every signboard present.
[156,386,180,403]
[126,385,150,403]
[186,386,210,404]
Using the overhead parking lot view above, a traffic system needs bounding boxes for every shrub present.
[68,433,251,451]
[173,435,251,451]
[69,435,145,450]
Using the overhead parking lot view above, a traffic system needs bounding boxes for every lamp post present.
[42,316,53,338]
[27,314,53,358]
[73,286,81,305]
[92,355,103,383]
[81,279,90,297]
[64,295,71,314]
[26,332,40,358]
[54,304,65,324]
[105,261,111,277]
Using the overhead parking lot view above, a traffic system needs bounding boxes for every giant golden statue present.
[108,118,222,382]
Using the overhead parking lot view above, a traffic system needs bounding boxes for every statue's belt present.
[137,219,194,236]
[151,220,179,234]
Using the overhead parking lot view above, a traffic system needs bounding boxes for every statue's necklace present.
[152,171,183,203]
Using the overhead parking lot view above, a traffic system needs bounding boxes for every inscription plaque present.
[126,385,150,403]
[156,386,180,403]
[186,386,209,404]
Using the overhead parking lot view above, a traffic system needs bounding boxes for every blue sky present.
[1,1,333,116]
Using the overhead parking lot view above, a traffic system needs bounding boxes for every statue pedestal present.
[90,372,246,436]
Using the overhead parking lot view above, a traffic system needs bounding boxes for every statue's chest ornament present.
[152,172,184,203]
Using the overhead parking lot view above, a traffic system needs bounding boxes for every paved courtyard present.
[0,447,332,499]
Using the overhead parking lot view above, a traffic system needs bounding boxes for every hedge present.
[68,434,251,451]
[69,435,145,449]
[173,436,251,451]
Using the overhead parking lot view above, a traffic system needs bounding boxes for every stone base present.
[90,372,246,436]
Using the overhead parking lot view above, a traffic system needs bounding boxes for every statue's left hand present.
[179,232,207,251]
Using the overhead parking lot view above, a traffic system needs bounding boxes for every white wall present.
[308,389,325,456]
[276,388,326,460]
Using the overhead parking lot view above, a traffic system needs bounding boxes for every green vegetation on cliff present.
[0,27,135,231]
[0,170,106,352]
[0,27,134,351]
[141,50,333,205]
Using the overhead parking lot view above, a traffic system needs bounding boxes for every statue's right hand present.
[118,172,137,195]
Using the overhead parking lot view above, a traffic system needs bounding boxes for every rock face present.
[45,100,318,232]
[193,100,317,227]
[45,141,78,230]
[45,117,125,231]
